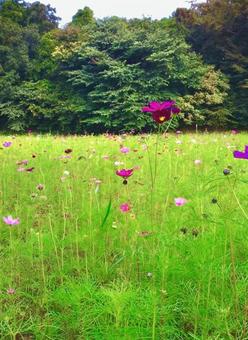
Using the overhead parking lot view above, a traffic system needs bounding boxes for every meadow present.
[0,132,248,339]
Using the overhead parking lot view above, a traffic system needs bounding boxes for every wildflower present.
[32,154,36,158]
[17,167,25,172]
[116,168,133,184]
[176,130,182,135]
[120,147,130,154]
[63,171,70,176]
[174,197,187,206]
[142,100,180,124]
[36,184,44,191]
[114,161,124,166]
[16,160,28,166]
[147,272,153,278]
[176,140,182,144]
[3,216,20,225]
[26,167,35,172]
[3,141,12,148]
[233,145,248,160]
[231,129,238,134]
[194,160,202,165]
[102,155,109,160]
[120,203,131,212]
[6,288,15,295]
[223,169,230,175]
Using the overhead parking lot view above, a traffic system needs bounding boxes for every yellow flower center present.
[159,116,165,122]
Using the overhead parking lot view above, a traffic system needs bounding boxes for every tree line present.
[0,0,247,133]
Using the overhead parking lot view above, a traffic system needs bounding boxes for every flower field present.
[0,132,248,339]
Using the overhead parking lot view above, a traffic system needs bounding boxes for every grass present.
[0,131,248,339]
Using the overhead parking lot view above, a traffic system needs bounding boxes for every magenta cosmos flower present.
[116,168,133,184]
[174,197,187,206]
[233,145,248,160]
[3,141,12,148]
[120,203,131,212]
[142,100,180,124]
[3,216,20,225]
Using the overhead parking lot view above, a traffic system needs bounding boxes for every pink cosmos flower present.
[16,160,28,166]
[17,167,25,172]
[3,141,12,148]
[3,216,20,225]
[6,288,15,295]
[120,147,130,154]
[174,197,187,206]
[116,169,133,178]
[120,203,131,212]
[231,129,238,135]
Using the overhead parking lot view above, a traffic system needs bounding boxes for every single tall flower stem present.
[149,119,173,225]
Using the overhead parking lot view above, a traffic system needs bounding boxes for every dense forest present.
[0,0,247,133]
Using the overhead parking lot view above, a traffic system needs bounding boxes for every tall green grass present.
[0,132,248,339]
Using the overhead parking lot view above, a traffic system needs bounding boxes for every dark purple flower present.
[142,100,180,124]
[26,167,35,172]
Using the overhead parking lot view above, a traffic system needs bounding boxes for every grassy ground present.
[0,132,248,339]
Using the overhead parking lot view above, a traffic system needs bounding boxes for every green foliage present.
[72,6,95,27]
[175,0,248,128]
[52,18,228,132]
[0,0,244,132]
[0,80,85,132]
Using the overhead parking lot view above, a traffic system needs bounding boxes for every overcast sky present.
[29,0,203,26]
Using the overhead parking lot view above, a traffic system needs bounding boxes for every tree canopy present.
[0,0,246,133]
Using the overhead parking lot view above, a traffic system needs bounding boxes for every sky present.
[29,0,203,26]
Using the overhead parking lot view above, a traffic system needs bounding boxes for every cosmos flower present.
[36,184,44,191]
[26,167,35,172]
[16,160,28,166]
[114,161,124,166]
[116,169,133,178]
[174,197,187,206]
[194,160,202,165]
[142,100,180,124]
[231,129,238,135]
[120,147,130,154]
[3,216,20,225]
[233,145,248,160]
[120,203,131,212]
[6,288,15,295]
[116,168,133,184]
[3,141,12,148]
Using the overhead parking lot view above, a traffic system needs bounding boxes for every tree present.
[72,7,95,27]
